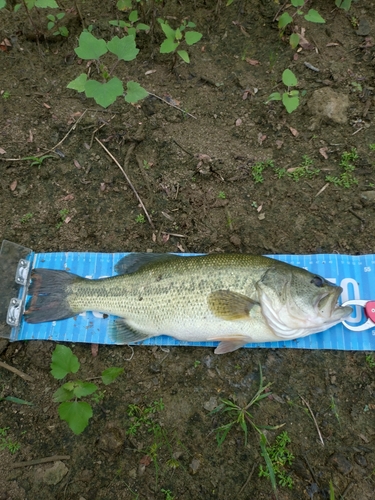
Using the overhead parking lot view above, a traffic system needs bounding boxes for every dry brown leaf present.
[319,147,328,159]
[10,180,17,191]
[289,126,298,137]
[73,159,82,169]
[235,118,242,126]
[140,455,152,466]
[245,58,260,66]
[275,140,283,149]
[0,147,6,154]
[60,194,74,201]
[43,103,51,109]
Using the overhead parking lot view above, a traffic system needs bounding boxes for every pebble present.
[354,453,367,467]
[329,453,353,475]
[35,461,68,485]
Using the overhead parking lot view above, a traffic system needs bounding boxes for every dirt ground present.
[0,0,375,499]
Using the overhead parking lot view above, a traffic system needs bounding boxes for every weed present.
[218,191,226,199]
[20,213,33,223]
[47,12,68,36]
[143,160,152,169]
[109,8,149,37]
[251,159,274,183]
[369,144,375,151]
[161,489,175,500]
[56,208,69,229]
[2,90,10,99]
[288,155,320,181]
[329,479,336,499]
[326,148,358,188]
[126,399,165,436]
[351,81,362,93]
[50,345,124,434]
[259,431,294,488]
[365,354,375,368]
[335,0,352,10]
[22,154,55,167]
[158,18,202,65]
[277,1,325,49]
[266,69,300,113]
[0,427,21,454]
[193,360,201,368]
[329,396,340,425]
[135,214,146,224]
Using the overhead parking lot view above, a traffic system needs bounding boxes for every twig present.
[299,395,324,446]
[173,139,194,156]
[303,453,319,485]
[162,231,187,238]
[12,455,70,469]
[348,208,365,223]
[95,137,155,228]
[315,182,329,197]
[0,110,87,161]
[0,360,34,382]
[148,92,197,119]
[239,463,256,495]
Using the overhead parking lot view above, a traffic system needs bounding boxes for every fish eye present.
[311,276,325,287]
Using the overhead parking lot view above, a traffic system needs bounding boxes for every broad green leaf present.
[304,9,325,23]
[109,20,128,28]
[160,38,178,54]
[0,396,33,405]
[107,35,139,61]
[25,0,35,7]
[125,81,148,103]
[267,92,282,102]
[51,345,80,379]
[73,381,98,398]
[75,32,108,60]
[187,21,196,28]
[67,73,87,92]
[56,12,65,20]
[290,33,299,49]
[291,0,304,6]
[128,10,138,22]
[137,23,150,31]
[53,385,74,403]
[178,50,190,63]
[185,31,203,46]
[116,0,131,10]
[282,68,297,87]
[59,26,69,37]
[127,27,136,37]
[101,367,124,385]
[159,21,176,40]
[47,21,54,30]
[278,12,292,30]
[58,401,93,434]
[0,0,6,8]
[282,93,299,113]
[14,3,22,12]
[335,0,351,10]
[175,28,182,41]
[226,0,234,5]
[85,77,124,108]
[35,0,58,7]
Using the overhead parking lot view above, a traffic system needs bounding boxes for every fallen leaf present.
[258,213,265,220]
[60,194,74,201]
[258,133,267,145]
[73,159,82,169]
[257,204,263,213]
[319,147,328,159]
[64,216,72,224]
[91,343,99,357]
[145,69,156,75]
[235,118,242,126]
[245,58,260,66]
[152,232,156,242]
[140,455,152,466]
[0,147,6,154]
[100,182,106,192]
[43,103,51,109]
[10,180,17,191]
[289,127,298,137]
[275,140,283,149]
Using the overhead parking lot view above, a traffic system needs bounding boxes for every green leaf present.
[14,3,21,11]
[282,68,297,87]
[291,0,304,6]
[47,21,54,30]
[51,345,80,379]
[178,50,190,63]
[0,0,6,8]
[278,12,292,30]
[128,9,138,23]
[116,0,131,10]
[335,0,351,10]
[73,381,97,398]
[187,21,196,28]
[58,401,93,434]
[136,23,150,31]
[175,27,182,41]
[0,396,33,405]
[282,93,299,113]
[85,77,124,108]
[53,385,74,403]
[101,367,124,385]
[67,73,87,92]
[75,32,108,60]
[59,26,69,37]
[304,9,325,23]
[56,12,65,20]
[159,21,176,40]
[125,81,148,103]
[109,20,127,28]
[267,92,282,102]
[260,433,278,493]
[35,0,58,7]
[289,33,299,49]
[185,31,203,46]
[160,38,178,54]
[25,0,35,8]
[107,35,139,61]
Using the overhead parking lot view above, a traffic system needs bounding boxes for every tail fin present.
[24,269,84,324]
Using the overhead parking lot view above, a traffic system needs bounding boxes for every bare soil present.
[0,1,375,499]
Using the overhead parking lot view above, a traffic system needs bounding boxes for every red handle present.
[365,301,375,323]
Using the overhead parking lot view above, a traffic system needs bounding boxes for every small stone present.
[203,396,218,412]
[35,461,69,485]
[97,424,125,454]
[329,453,353,475]
[354,453,367,467]
[308,88,349,130]
[356,18,371,36]
[361,191,375,202]
[230,235,241,247]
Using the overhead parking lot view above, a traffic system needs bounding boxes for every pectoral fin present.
[208,290,258,320]
[208,335,251,354]
[109,319,152,345]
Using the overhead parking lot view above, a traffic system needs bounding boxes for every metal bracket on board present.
[0,240,33,339]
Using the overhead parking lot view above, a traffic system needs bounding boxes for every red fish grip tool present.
[342,300,375,331]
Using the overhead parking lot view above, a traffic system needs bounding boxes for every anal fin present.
[208,335,251,354]
[109,319,152,345]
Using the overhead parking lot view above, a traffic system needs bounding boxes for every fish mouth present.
[316,287,353,321]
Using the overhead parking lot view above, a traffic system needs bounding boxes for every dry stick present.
[12,455,70,469]
[238,463,257,495]
[95,137,155,228]
[148,92,197,119]
[0,360,33,382]
[299,395,324,446]
[0,110,88,162]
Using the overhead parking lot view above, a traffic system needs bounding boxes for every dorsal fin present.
[114,253,181,275]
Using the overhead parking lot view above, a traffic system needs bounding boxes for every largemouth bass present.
[24,253,352,354]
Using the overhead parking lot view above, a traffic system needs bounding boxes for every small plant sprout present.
[259,431,294,488]
[365,354,375,368]
[158,18,202,64]
[135,214,146,223]
[22,154,56,167]
[20,213,33,223]
[251,159,274,183]
[287,155,320,181]
[277,0,325,49]
[335,0,352,10]
[218,191,226,199]
[109,8,150,37]
[0,427,21,454]
[56,208,69,229]
[51,345,124,434]
[2,90,10,99]
[326,148,358,188]
[46,12,68,36]
[267,69,300,113]
[369,143,375,151]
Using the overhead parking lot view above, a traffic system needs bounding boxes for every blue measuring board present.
[11,252,375,351]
